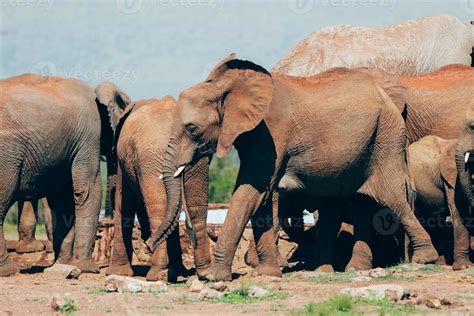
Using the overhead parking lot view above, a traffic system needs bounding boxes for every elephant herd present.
[0,14,473,283]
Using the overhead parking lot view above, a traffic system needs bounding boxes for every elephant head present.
[95,82,131,217]
[456,106,474,211]
[147,54,275,250]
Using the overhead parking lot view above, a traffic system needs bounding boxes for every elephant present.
[15,198,53,254]
[261,64,474,271]
[0,74,129,276]
[409,135,473,270]
[147,54,438,281]
[362,64,474,143]
[273,15,474,77]
[107,96,211,282]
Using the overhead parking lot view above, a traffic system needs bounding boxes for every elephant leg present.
[446,185,472,270]
[206,184,267,282]
[140,176,182,282]
[345,197,374,271]
[182,157,212,278]
[315,204,342,273]
[47,189,76,265]
[70,154,101,273]
[16,200,45,253]
[41,198,54,253]
[0,195,18,277]
[250,196,282,278]
[107,169,134,277]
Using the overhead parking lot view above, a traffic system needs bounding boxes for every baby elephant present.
[107,97,211,282]
[410,135,473,270]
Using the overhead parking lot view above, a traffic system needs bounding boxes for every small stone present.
[210,281,227,292]
[368,268,387,278]
[266,283,282,291]
[425,299,441,309]
[49,294,64,311]
[198,288,224,300]
[104,275,167,293]
[44,264,82,279]
[248,286,270,298]
[189,279,205,293]
[341,284,408,301]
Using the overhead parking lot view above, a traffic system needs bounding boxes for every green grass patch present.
[307,272,357,284]
[294,295,421,316]
[59,298,78,316]
[86,287,108,296]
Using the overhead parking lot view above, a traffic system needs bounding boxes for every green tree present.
[208,149,239,203]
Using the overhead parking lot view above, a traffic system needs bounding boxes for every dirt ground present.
[1,248,474,315]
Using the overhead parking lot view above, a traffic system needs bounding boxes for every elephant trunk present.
[147,137,183,251]
[456,142,473,210]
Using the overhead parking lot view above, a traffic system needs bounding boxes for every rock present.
[198,288,224,300]
[189,279,205,293]
[368,268,387,278]
[248,286,270,298]
[104,275,167,293]
[49,294,64,311]
[424,298,441,309]
[210,281,227,292]
[44,264,81,279]
[341,284,408,301]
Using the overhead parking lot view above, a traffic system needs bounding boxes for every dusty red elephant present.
[108,97,211,282]
[149,55,437,281]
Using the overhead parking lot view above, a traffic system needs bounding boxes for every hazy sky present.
[1,0,472,100]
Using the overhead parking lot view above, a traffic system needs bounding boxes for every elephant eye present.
[185,123,200,138]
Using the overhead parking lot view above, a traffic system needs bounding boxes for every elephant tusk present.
[465,152,470,163]
[174,165,185,178]
[159,174,163,180]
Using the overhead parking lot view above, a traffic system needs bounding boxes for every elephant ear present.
[440,142,457,189]
[206,53,236,81]
[212,59,274,157]
[357,68,408,114]
[95,82,131,133]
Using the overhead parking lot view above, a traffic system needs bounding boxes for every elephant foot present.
[196,263,212,279]
[345,254,373,272]
[203,265,232,282]
[277,252,289,268]
[44,241,53,253]
[244,247,259,268]
[0,257,19,277]
[71,259,99,274]
[106,263,133,277]
[146,266,177,283]
[315,264,334,273]
[15,240,45,254]
[251,264,282,278]
[452,259,473,271]
[412,245,439,264]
